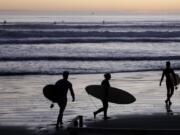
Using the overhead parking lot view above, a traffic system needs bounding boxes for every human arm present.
[159,71,164,86]
[69,84,75,102]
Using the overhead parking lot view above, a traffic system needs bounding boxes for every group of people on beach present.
[52,61,178,128]
[52,71,111,128]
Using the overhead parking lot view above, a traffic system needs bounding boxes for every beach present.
[1,71,180,134]
[1,14,180,134]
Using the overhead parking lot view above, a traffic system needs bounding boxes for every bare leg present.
[56,99,67,126]
[166,87,170,103]
[94,100,108,119]
[103,101,108,119]
[169,86,174,105]
[94,107,104,118]
[166,85,174,105]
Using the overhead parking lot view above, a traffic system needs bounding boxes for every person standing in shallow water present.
[160,61,177,105]
[93,73,111,120]
[55,71,75,127]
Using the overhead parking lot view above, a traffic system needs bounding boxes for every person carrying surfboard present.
[55,71,75,127]
[93,73,111,120]
[160,61,177,105]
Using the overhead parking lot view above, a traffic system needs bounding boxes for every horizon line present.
[0,10,180,15]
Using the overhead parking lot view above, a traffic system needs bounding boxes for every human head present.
[63,71,69,80]
[166,61,171,68]
[104,73,111,80]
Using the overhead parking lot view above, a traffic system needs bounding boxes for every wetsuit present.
[55,79,74,124]
[161,68,176,104]
[94,79,110,119]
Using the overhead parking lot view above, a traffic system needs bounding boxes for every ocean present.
[1,14,180,128]
[0,14,180,75]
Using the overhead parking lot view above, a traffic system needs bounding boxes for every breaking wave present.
[1,23,180,44]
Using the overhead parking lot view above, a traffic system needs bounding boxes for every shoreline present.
[0,69,179,76]
[0,71,180,134]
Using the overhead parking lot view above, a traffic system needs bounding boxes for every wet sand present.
[0,126,35,135]
[0,71,180,134]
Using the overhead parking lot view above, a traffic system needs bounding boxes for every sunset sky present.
[0,0,180,13]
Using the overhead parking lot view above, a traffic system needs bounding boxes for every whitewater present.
[0,14,180,75]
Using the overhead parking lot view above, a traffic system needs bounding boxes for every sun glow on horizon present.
[0,0,180,13]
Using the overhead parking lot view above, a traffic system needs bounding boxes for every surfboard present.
[85,85,136,104]
[170,73,180,86]
[43,84,58,103]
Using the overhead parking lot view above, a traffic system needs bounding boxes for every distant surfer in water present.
[93,73,111,120]
[160,61,177,105]
[55,71,75,127]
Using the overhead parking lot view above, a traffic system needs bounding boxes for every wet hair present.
[104,73,111,79]
[166,61,171,67]
[63,71,69,78]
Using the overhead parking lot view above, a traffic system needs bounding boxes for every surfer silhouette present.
[160,61,177,105]
[93,73,111,120]
[55,71,75,127]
